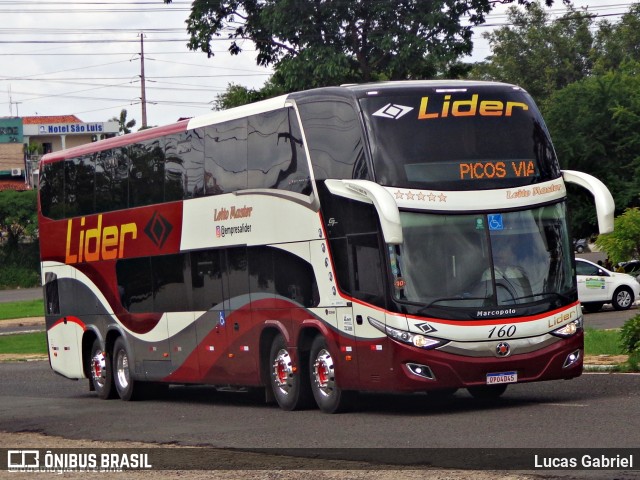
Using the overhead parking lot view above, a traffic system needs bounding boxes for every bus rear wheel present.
[309,336,355,413]
[90,338,116,399]
[113,337,143,401]
[268,334,312,411]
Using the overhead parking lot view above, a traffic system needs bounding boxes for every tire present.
[90,338,116,399]
[268,334,312,411]
[112,337,142,401]
[309,336,355,413]
[582,302,603,313]
[612,286,634,311]
[576,246,584,253]
[467,384,508,399]
[428,388,458,399]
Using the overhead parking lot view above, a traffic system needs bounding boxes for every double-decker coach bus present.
[38,81,614,413]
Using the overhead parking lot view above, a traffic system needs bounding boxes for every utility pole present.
[139,33,148,128]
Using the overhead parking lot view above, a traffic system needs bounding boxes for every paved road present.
[0,287,41,303]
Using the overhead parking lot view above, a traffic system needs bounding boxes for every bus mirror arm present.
[324,179,403,244]
[562,170,615,234]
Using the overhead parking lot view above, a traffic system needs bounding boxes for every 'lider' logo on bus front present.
[65,215,137,264]
[418,94,528,119]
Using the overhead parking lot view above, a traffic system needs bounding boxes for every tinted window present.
[129,139,165,207]
[225,247,249,301]
[248,247,275,299]
[248,109,312,194]
[272,247,319,307]
[191,249,224,310]
[95,148,129,212]
[360,88,561,190]
[153,254,190,312]
[204,119,247,194]
[297,101,368,180]
[117,257,153,313]
[350,233,385,304]
[40,161,65,219]
[164,133,187,202]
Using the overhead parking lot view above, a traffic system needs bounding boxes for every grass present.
[0,332,47,355]
[0,299,44,320]
[584,328,624,356]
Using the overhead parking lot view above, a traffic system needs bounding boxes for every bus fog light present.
[406,363,435,380]
[563,350,581,368]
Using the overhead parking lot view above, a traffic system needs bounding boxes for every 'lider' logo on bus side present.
[65,215,137,264]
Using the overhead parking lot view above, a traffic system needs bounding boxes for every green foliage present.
[0,332,46,355]
[595,208,640,263]
[471,2,594,104]
[543,64,640,237]
[619,314,640,354]
[0,190,38,249]
[0,299,44,321]
[214,80,285,110]
[110,108,136,134]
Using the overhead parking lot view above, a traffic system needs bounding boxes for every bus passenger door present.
[346,233,391,388]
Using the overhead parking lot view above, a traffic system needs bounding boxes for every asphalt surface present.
[0,287,42,303]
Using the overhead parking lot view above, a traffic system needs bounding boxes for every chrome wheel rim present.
[116,349,130,390]
[312,348,335,398]
[272,349,294,395]
[91,351,106,389]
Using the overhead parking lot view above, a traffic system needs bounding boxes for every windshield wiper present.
[419,295,489,313]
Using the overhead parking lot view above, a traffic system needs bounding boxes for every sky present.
[0,0,634,129]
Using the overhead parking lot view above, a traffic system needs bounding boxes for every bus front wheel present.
[309,336,355,413]
[268,334,312,411]
[467,384,508,399]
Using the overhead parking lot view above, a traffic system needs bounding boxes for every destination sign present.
[405,159,539,183]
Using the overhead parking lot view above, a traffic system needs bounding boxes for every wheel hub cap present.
[313,349,335,397]
[272,349,294,394]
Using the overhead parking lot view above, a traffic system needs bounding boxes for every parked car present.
[573,238,589,253]
[617,260,640,279]
[575,258,640,312]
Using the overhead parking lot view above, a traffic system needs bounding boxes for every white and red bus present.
[38,81,614,413]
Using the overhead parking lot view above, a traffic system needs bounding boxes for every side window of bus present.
[204,119,248,195]
[129,139,165,207]
[248,247,275,299]
[64,158,79,217]
[191,249,224,310]
[273,248,319,307]
[349,233,385,305]
[225,247,250,302]
[247,109,312,195]
[116,257,154,313]
[152,254,191,312]
[95,148,129,213]
[73,155,96,216]
[165,130,206,201]
[40,161,65,219]
[297,101,369,180]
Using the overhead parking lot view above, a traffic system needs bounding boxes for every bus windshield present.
[360,88,562,190]
[388,203,574,314]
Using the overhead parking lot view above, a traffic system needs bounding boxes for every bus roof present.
[41,80,519,165]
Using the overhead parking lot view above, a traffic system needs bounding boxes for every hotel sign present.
[38,123,106,135]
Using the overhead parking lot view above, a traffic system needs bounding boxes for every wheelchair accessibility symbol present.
[488,214,504,231]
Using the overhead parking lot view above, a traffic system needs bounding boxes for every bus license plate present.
[486,371,517,385]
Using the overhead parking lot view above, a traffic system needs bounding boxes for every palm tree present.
[111,109,137,134]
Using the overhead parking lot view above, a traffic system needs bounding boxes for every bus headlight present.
[551,317,583,338]
[368,317,447,350]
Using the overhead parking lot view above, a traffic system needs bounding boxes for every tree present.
[543,62,640,237]
[595,208,640,264]
[111,109,137,134]
[471,1,594,103]
[594,4,640,72]
[214,79,285,110]
[165,0,566,93]
[0,190,38,250]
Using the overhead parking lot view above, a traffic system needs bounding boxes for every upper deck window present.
[360,87,561,190]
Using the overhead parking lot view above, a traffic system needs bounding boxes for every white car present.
[575,258,640,312]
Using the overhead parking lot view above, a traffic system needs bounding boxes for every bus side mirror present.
[562,170,615,234]
[324,179,403,244]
